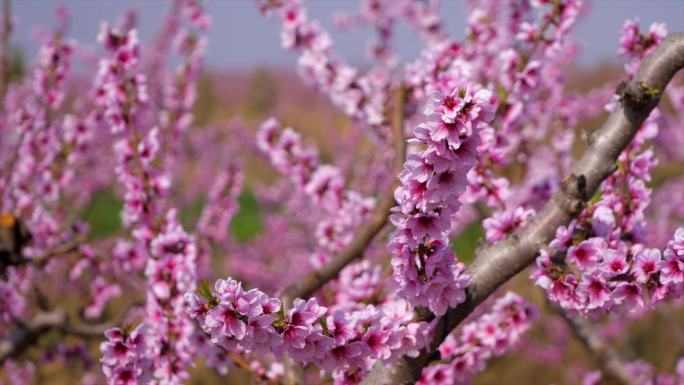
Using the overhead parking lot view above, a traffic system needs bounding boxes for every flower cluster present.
[95,24,165,228]
[100,326,152,385]
[0,267,30,325]
[533,217,684,315]
[483,207,534,243]
[257,118,374,266]
[0,359,35,385]
[197,163,243,243]
[186,277,431,378]
[531,28,679,315]
[583,357,684,385]
[417,292,537,385]
[100,210,200,385]
[84,275,122,319]
[95,5,210,384]
[159,0,209,166]
[619,18,667,75]
[257,0,391,132]
[389,86,495,315]
[1,8,84,255]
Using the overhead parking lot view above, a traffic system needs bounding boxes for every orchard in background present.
[1,1,684,385]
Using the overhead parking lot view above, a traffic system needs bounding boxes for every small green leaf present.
[497,85,507,105]
[644,86,660,96]
[587,190,604,206]
[197,280,213,302]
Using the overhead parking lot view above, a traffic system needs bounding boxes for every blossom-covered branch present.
[281,84,407,302]
[360,32,684,385]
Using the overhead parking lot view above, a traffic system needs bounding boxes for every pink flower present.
[591,205,616,238]
[613,282,644,310]
[661,249,684,286]
[567,238,604,271]
[483,207,534,243]
[601,249,629,277]
[283,298,326,350]
[579,274,611,310]
[633,248,661,284]
[406,212,447,241]
[549,222,575,252]
[327,311,356,345]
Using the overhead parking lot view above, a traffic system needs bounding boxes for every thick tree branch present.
[360,33,684,385]
[280,84,407,303]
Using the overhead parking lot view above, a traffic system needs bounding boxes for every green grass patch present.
[81,190,123,239]
[230,189,263,242]
[180,196,206,229]
[452,220,484,264]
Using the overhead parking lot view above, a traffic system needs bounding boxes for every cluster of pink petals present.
[0,359,35,385]
[583,357,684,385]
[331,0,447,63]
[186,277,431,378]
[197,163,243,243]
[1,8,90,257]
[532,27,680,316]
[533,144,684,315]
[0,268,30,324]
[84,275,123,319]
[96,24,168,228]
[256,0,390,131]
[417,292,537,385]
[159,0,210,163]
[257,118,374,267]
[101,210,200,385]
[389,85,495,315]
[98,3,212,384]
[619,18,667,75]
[483,207,534,243]
[100,326,151,385]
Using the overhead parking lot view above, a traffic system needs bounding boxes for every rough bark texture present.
[361,32,684,385]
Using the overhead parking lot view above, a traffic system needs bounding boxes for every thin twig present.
[0,309,120,363]
[549,303,638,385]
[280,83,407,303]
[278,83,407,385]
[31,233,87,265]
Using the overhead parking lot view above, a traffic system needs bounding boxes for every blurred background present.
[8,0,684,68]
[3,1,684,385]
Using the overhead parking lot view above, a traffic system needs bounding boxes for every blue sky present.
[8,0,684,69]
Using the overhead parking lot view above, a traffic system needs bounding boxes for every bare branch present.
[0,309,119,364]
[360,32,684,385]
[0,310,65,364]
[553,307,638,385]
[280,84,407,303]
[31,233,86,266]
